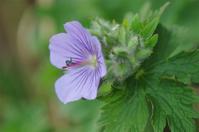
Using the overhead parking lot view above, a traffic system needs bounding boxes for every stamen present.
[62,58,76,70]
[62,55,98,70]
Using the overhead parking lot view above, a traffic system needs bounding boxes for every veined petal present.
[64,21,95,54]
[49,21,107,104]
[92,36,107,77]
[49,33,86,69]
[55,67,100,104]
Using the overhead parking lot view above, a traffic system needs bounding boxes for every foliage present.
[96,3,199,132]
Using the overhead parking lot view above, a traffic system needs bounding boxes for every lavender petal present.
[64,21,95,54]
[49,33,85,69]
[55,67,100,104]
[92,36,107,77]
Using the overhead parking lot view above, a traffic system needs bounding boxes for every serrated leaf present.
[144,25,198,64]
[139,23,199,132]
[98,76,199,132]
[98,86,149,132]
[147,50,199,84]
[151,104,166,132]
[146,80,199,132]
[143,24,199,84]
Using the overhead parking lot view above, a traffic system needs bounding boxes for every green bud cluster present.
[90,18,154,81]
[90,4,168,82]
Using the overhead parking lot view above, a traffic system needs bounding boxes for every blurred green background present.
[0,0,199,132]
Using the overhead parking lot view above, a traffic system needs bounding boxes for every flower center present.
[85,55,98,68]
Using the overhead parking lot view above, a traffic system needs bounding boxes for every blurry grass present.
[0,103,50,132]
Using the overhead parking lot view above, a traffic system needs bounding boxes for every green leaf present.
[141,2,169,39]
[136,48,152,61]
[141,24,199,131]
[144,34,158,48]
[98,80,112,97]
[146,80,199,132]
[147,50,199,84]
[144,25,198,65]
[131,14,143,34]
[98,86,149,132]
[151,104,166,132]
[98,75,199,132]
[141,16,159,39]
[118,26,126,45]
[143,25,199,84]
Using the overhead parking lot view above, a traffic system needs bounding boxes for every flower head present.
[49,21,106,104]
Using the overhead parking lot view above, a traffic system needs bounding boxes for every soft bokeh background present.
[0,0,199,132]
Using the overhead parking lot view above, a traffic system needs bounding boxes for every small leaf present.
[141,2,169,39]
[131,14,143,34]
[98,80,112,97]
[136,48,152,61]
[141,16,159,38]
[144,34,158,48]
[118,26,126,45]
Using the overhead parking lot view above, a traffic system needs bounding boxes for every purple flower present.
[49,21,107,104]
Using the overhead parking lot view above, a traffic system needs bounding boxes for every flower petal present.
[92,36,107,77]
[64,21,95,54]
[55,67,100,104]
[49,33,86,69]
